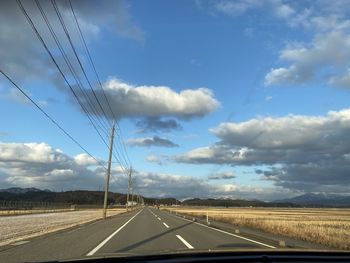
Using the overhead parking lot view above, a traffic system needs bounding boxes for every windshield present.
[0,0,350,262]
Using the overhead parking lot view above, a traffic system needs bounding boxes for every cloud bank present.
[175,108,350,193]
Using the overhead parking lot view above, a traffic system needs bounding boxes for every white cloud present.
[0,141,293,200]
[82,78,220,120]
[0,141,105,189]
[0,142,67,163]
[265,31,350,87]
[125,170,288,200]
[74,153,99,166]
[175,108,350,193]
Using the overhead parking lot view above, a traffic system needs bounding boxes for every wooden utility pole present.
[102,122,115,219]
[126,166,132,211]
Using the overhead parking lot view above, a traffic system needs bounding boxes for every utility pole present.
[131,180,134,210]
[102,122,115,219]
[126,166,132,211]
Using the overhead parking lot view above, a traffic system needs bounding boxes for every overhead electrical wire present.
[68,0,116,120]
[51,0,112,129]
[16,0,110,149]
[17,0,132,177]
[33,0,110,137]
[0,69,107,172]
[68,0,132,170]
[50,0,130,172]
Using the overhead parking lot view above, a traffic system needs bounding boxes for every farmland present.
[163,207,350,250]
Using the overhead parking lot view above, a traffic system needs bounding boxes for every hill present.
[0,188,180,206]
[275,193,350,207]
[181,198,298,207]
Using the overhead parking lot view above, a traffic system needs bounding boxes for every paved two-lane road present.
[0,207,278,262]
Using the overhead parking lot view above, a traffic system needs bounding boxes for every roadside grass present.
[163,207,350,250]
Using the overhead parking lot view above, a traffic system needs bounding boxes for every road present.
[0,207,290,262]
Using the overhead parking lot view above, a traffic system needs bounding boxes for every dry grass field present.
[0,208,73,216]
[163,207,350,250]
[0,208,126,247]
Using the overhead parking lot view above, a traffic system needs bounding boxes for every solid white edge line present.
[86,209,143,256]
[169,212,276,249]
[194,221,276,249]
[163,222,170,228]
[176,235,194,249]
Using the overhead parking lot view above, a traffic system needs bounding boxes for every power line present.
[17,0,110,148]
[68,0,132,169]
[51,0,112,129]
[116,126,132,167]
[34,0,110,137]
[68,0,116,120]
[0,69,107,171]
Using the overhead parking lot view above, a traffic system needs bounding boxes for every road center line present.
[86,209,142,256]
[176,235,194,249]
[163,222,169,228]
[157,217,161,220]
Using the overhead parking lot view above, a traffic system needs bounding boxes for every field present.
[0,208,73,216]
[0,208,126,247]
[163,207,350,250]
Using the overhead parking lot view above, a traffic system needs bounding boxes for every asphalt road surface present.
[0,207,293,262]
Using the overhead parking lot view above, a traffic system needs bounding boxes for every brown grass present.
[163,207,350,250]
[0,208,126,247]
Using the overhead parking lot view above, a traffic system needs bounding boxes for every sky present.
[1,0,350,201]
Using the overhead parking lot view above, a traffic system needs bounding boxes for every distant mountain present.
[275,193,350,207]
[182,198,298,207]
[0,187,180,206]
[0,187,48,194]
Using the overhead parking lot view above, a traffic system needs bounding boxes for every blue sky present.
[1,0,350,200]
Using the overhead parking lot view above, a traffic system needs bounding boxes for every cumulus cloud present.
[208,171,235,180]
[265,31,350,87]
[135,117,183,133]
[126,136,179,148]
[0,141,288,200]
[175,108,350,194]
[115,170,288,200]
[74,153,99,166]
[0,142,104,190]
[81,78,219,120]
